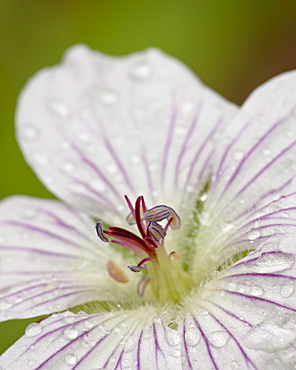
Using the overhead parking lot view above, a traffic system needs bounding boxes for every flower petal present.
[0,196,138,321]
[16,45,237,221]
[180,236,296,369]
[192,71,296,276]
[0,308,182,369]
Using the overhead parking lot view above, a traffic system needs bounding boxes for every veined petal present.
[0,308,182,370]
[180,236,296,369]
[0,196,139,321]
[16,45,237,221]
[191,71,296,277]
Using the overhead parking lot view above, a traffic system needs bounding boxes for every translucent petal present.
[0,308,182,369]
[191,71,296,276]
[16,45,237,221]
[180,236,296,369]
[0,196,138,321]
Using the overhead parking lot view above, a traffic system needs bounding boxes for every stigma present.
[96,196,192,303]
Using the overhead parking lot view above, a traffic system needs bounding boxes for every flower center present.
[96,196,194,304]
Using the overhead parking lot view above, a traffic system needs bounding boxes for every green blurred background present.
[1,0,296,355]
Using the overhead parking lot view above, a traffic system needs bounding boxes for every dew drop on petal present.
[25,322,43,337]
[255,252,295,272]
[33,152,48,165]
[280,280,295,298]
[0,300,12,311]
[166,330,181,346]
[62,161,75,172]
[20,124,39,141]
[63,325,79,340]
[97,88,118,106]
[65,353,77,366]
[232,150,244,161]
[262,148,272,157]
[250,285,264,296]
[248,230,261,241]
[243,313,296,352]
[231,361,239,369]
[49,98,70,118]
[208,330,230,348]
[185,329,201,346]
[130,60,152,80]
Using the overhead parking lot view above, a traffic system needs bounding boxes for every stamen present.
[95,220,109,242]
[148,221,166,242]
[128,264,147,273]
[126,213,136,225]
[169,251,180,260]
[137,276,150,297]
[107,260,129,283]
[143,205,181,230]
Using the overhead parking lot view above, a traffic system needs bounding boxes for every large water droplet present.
[280,280,295,298]
[0,300,12,311]
[65,353,77,366]
[62,161,75,172]
[130,60,152,80]
[243,313,296,352]
[63,325,79,340]
[185,329,201,346]
[208,330,230,348]
[25,322,43,337]
[255,252,295,272]
[20,124,39,141]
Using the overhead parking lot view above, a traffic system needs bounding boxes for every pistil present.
[96,196,194,304]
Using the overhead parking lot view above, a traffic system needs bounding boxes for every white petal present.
[192,71,296,276]
[180,236,296,369]
[0,196,138,321]
[0,308,182,370]
[17,45,237,221]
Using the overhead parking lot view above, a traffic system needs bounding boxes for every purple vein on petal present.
[231,139,296,202]
[192,315,219,370]
[174,99,203,187]
[103,135,135,194]
[161,96,177,189]
[217,114,290,196]
[70,142,123,202]
[184,115,224,193]
[208,311,258,370]
[1,220,96,253]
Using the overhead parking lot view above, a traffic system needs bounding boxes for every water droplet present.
[248,230,261,241]
[63,325,79,340]
[33,152,48,165]
[243,313,296,352]
[250,285,264,296]
[84,320,94,329]
[0,233,6,243]
[63,161,75,172]
[22,208,38,219]
[231,361,239,369]
[255,252,295,272]
[130,60,152,80]
[262,148,272,157]
[60,141,71,150]
[281,280,295,298]
[97,88,118,106]
[208,331,230,348]
[185,329,201,346]
[65,353,77,366]
[20,124,39,140]
[222,222,234,232]
[25,322,42,337]
[28,359,35,367]
[166,330,181,346]
[49,99,70,118]
[0,300,12,311]
[90,178,105,192]
[232,150,244,161]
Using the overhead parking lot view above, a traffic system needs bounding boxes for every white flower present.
[1,45,296,369]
